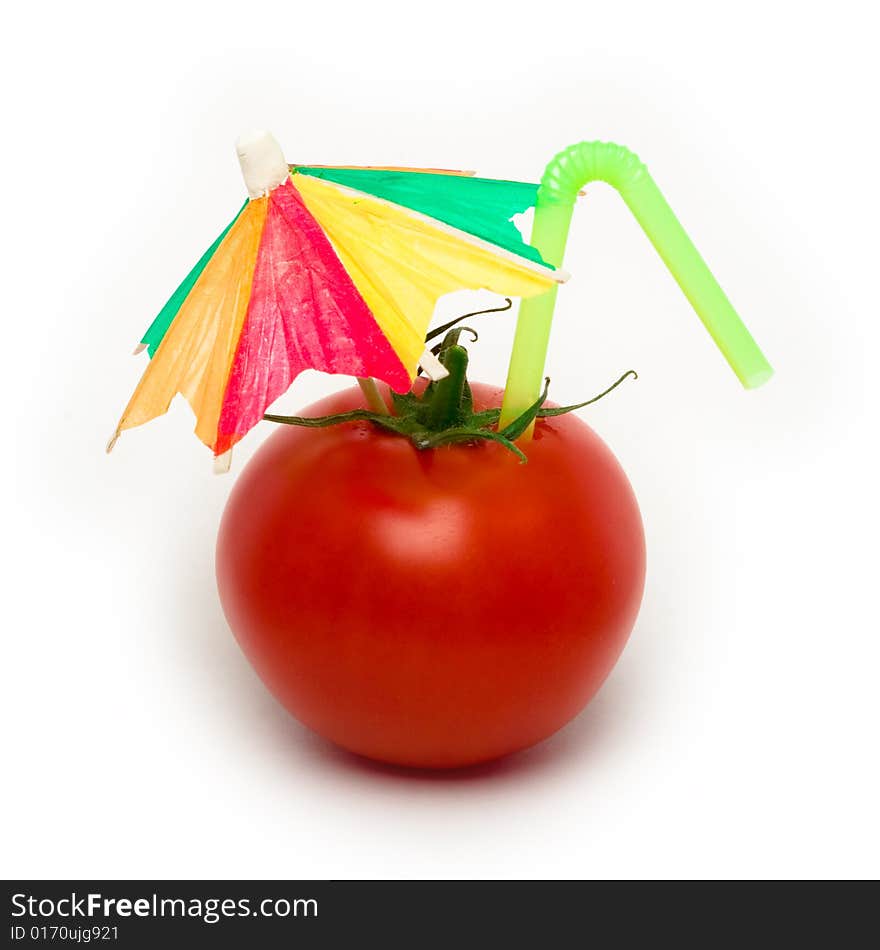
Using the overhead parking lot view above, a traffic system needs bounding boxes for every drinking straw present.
[499,142,773,432]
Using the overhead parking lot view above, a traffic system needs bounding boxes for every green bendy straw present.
[499,141,773,432]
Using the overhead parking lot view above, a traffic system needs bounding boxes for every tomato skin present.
[216,382,645,769]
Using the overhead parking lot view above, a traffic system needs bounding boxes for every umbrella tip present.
[213,449,233,475]
[419,348,450,382]
[236,130,289,199]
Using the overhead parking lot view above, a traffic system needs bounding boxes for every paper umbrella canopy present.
[108,131,566,468]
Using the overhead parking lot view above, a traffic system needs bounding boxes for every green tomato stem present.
[427,345,469,430]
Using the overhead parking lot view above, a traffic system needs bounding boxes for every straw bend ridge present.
[500,141,774,430]
[539,141,651,203]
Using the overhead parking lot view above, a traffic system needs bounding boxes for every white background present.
[3,1,878,880]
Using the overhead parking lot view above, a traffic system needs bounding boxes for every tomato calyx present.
[263,326,637,463]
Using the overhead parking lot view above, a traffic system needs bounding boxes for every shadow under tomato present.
[273,665,645,786]
[172,517,652,788]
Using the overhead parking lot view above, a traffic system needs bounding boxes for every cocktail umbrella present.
[109,131,565,470]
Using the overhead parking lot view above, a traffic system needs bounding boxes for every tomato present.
[216,381,645,769]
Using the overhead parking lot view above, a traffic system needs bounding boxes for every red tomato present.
[216,382,645,769]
